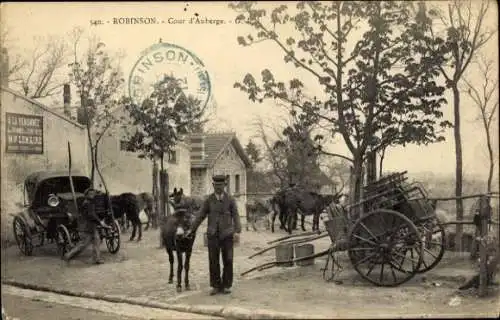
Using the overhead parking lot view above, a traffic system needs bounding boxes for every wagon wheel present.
[70,230,80,243]
[411,217,445,273]
[348,209,423,287]
[105,219,121,254]
[13,216,34,256]
[56,225,72,258]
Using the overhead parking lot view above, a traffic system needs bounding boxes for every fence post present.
[478,195,490,297]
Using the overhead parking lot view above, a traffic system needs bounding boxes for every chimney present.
[190,134,205,161]
[1,47,9,88]
[63,83,71,117]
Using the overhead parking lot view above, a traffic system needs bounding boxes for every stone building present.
[0,86,89,243]
[94,105,191,195]
[190,132,252,216]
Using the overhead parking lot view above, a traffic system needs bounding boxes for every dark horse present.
[271,188,340,234]
[110,192,143,241]
[161,188,197,292]
[119,192,156,232]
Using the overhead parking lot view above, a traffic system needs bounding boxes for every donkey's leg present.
[184,248,192,290]
[252,217,258,231]
[167,247,174,284]
[136,218,143,242]
[129,214,137,241]
[176,248,184,292]
[286,211,294,234]
[144,210,150,231]
[301,214,307,232]
[271,210,278,233]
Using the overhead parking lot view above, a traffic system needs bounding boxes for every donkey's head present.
[170,187,185,205]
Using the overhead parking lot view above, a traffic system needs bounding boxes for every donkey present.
[246,198,272,231]
[110,192,143,241]
[169,188,204,213]
[161,189,197,292]
[274,188,340,234]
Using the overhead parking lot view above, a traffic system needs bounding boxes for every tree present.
[254,106,324,190]
[68,28,125,188]
[0,25,27,82]
[123,75,206,216]
[9,34,69,99]
[463,55,498,193]
[423,0,494,250]
[244,140,263,168]
[231,1,451,213]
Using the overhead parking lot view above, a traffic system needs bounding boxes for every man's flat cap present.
[212,175,227,183]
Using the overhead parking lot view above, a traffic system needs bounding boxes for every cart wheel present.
[13,216,33,256]
[106,219,121,254]
[416,217,445,273]
[56,225,72,258]
[70,230,80,243]
[348,209,423,287]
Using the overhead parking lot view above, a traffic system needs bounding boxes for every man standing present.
[187,175,242,295]
[64,188,107,265]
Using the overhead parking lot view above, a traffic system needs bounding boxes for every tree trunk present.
[159,156,166,218]
[453,85,464,252]
[152,159,159,229]
[485,126,494,193]
[366,151,377,184]
[379,147,386,178]
[350,156,364,220]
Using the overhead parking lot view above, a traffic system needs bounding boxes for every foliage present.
[230,1,452,204]
[421,0,494,236]
[6,34,68,99]
[244,140,263,167]
[463,55,498,193]
[68,28,125,186]
[123,76,206,167]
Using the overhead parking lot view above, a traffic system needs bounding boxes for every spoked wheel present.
[56,225,72,258]
[105,219,121,254]
[415,217,445,273]
[13,216,33,256]
[348,209,423,287]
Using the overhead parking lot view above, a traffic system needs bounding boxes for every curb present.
[1,280,321,319]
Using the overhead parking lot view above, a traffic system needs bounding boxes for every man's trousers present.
[64,228,101,262]
[207,235,234,289]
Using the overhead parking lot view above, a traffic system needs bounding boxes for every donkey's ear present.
[173,188,177,193]
[180,188,184,194]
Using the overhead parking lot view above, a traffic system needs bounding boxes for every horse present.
[161,189,197,292]
[270,191,291,232]
[246,198,272,231]
[110,192,143,241]
[272,188,340,234]
[119,192,156,232]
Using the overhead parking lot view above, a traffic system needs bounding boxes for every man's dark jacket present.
[191,193,242,239]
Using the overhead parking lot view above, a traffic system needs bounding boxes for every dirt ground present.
[2,220,499,319]
[173,253,500,318]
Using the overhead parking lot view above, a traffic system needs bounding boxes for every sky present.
[2,1,499,181]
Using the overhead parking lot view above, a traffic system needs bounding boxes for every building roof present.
[190,132,252,169]
[1,86,85,129]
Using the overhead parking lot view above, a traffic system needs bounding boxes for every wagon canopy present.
[24,171,91,205]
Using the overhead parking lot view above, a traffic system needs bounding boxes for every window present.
[120,140,131,151]
[168,150,177,164]
[235,174,240,194]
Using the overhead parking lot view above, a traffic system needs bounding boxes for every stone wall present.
[95,107,191,196]
[1,89,89,243]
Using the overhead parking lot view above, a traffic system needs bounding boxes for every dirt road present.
[2,285,222,320]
